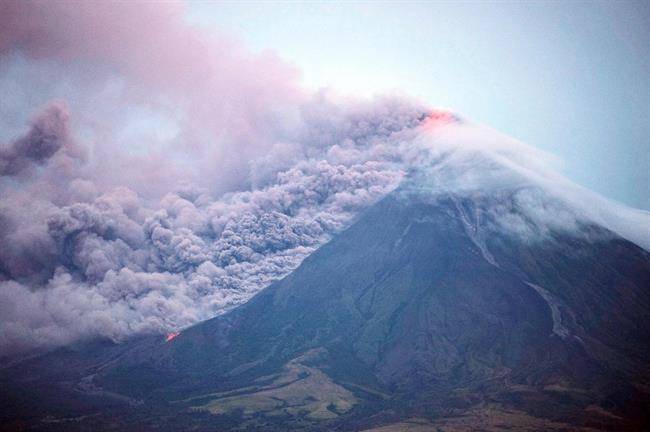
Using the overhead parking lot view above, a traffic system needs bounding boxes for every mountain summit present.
[3,175,649,431]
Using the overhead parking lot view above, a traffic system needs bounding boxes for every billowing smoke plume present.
[1,1,648,355]
[0,92,426,353]
[0,102,73,177]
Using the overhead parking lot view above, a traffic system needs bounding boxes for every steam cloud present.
[1,1,647,355]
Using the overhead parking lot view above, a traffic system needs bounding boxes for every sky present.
[186,1,650,210]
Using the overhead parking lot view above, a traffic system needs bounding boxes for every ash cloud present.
[0,102,71,177]
[0,92,421,354]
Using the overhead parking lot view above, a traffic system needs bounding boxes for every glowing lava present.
[165,331,180,342]
[422,110,458,130]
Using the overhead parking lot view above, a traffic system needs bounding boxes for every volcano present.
[2,125,650,431]
[3,187,649,431]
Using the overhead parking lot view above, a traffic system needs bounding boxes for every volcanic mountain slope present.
[2,183,650,431]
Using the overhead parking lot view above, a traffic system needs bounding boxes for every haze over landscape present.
[0,1,649,431]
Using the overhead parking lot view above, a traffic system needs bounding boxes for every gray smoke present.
[0,95,428,354]
[0,102,72,177]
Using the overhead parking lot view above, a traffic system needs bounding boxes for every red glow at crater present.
[422,110,457,130]
[166,331,180,342]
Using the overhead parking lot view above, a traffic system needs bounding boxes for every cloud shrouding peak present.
[1,1,647,355]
